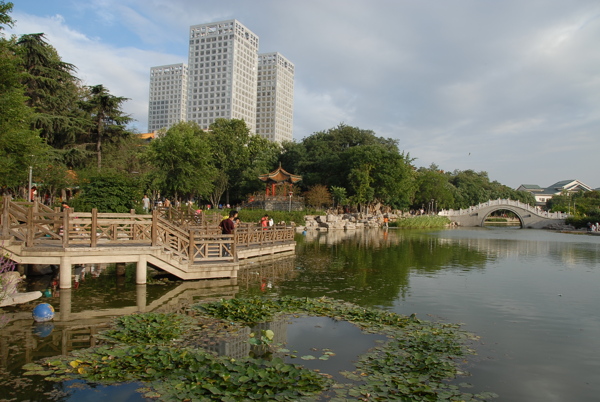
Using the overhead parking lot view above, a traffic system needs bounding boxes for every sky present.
[6,0,600,189]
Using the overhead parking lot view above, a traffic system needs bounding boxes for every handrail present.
[0,197,294,268]
[438,198,570,219]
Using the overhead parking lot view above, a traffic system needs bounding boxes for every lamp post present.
[288,191,293,212]
[27,154,35,202]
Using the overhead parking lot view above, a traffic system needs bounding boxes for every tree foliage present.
[71,170,141,213]
[144,121,215,201]
[303,185,332,210]
[80,84,132,169]
[15,33,85,149]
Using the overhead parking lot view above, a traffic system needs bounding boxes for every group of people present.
[260,214,274,228]
[587,222,600,232]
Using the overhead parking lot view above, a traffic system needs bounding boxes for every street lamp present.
[27,155,34,202]
[288,191,293,212]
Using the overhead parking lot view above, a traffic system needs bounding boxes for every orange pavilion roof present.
[258,163,302,184]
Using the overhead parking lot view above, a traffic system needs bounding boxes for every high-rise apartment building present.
[147,63,188,133]
[148,19,294,142]
[257,52,294,143]
[187,19,259,133]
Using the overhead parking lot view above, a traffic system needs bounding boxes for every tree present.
[80,84,132,169]
[413,165,455,211]
[71,169,141,213]
[304,185,332,210]
[15,33,85,149]
[205,118,282,205]
[331,186,348,209]
[0,1,14,31]
[144,121,215,201]
[349,163,375,213]
[235,134,281,201]
[0,13,48,193]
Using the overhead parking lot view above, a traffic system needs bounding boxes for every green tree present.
[349,163,375,212]
[0,12,48,193]
[206,118,252,205]
[0,1,14,31]
[71,169,141,213]
[80,84,132,169]
[144,121,215,201]
[15,33,85,149]
[234,134,281,202]
[331,186,348,209]
[413,165,455,211]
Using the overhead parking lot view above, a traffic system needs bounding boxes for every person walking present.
[142,195,150,212]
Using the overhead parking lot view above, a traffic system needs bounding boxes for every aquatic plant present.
[22,297,497,401]
[390,215,451,228]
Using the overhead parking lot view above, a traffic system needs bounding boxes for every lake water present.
[1,227,599,401]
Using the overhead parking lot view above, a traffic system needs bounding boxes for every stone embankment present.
[302,213,399,231]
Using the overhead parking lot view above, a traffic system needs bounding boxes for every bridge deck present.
[1,198,296,287]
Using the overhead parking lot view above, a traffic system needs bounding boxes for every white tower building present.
[187,20,259,132]
[256,52,295,143]
[147,63,188,132]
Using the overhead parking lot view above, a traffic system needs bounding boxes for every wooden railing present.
[1,197,294,266]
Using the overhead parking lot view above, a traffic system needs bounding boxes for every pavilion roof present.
[258,163,302,184]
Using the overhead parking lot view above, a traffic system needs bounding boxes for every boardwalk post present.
[91,208,98,247]
[59,256,72,289]
[26,206,34,247]
[136,284,147,312]
[136,255,147,285]
[130,209,136,241]
[188,229,195,263]
[59,288,72,320]
[2,196,9,237]
[62,208,70,247]
[151,209,158,246]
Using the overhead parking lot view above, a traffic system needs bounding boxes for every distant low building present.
[517,180,593,206]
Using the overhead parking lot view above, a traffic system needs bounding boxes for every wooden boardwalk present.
[0,197,296,288]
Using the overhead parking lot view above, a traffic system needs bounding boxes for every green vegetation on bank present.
[390,215,452,228]
[23,296,497,401]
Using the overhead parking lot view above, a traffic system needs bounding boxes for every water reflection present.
[2,228,599,401]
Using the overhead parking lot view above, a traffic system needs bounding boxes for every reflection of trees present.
[278,231,491,308]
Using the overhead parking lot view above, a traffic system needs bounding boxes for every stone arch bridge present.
[438,199,569,229]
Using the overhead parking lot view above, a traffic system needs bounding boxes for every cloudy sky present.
[7,0,600,189]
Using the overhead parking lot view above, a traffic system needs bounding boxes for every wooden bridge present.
[0,197,296,289]
[438,199,569,228]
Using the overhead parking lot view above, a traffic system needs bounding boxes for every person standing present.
[260,214,269,230]
[219,210,238,235]
[219,210,238,257]
[142,195,150,212]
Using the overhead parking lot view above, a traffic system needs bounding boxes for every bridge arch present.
[480,207,524,227]
[439,199,569,229]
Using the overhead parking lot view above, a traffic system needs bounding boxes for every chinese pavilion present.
[258,163,302,197]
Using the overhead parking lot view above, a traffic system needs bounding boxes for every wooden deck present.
[0,197,296,288]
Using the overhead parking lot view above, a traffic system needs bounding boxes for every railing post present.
[130,209,136,241]
[188,229,195,262]
[62,208,70,247]
[26,205,34,247]
[151,209,158,246]
[1,196,9,237]
[91,208,98,247]
[231,233,237,261]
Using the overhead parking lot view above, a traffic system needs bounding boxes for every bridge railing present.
[437,199,570,219]
[1,197,294,265]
